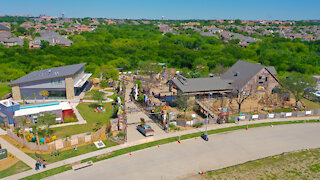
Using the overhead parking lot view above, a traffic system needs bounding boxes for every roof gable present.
[9,63,86,86]
[221,60,265,89]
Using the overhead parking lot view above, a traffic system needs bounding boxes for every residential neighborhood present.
[0,1,320,179]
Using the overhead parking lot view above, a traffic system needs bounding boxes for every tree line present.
[0,24,319,82]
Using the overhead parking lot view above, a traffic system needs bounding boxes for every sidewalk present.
[0,137,36,168]
[5,115,320,180]
[0,128,7,135]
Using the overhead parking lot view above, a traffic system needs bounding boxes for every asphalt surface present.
[125,83,166,142]
[47,123,320,180]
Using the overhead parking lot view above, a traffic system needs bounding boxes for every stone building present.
[221,60,279,93]
[9,63,92,101]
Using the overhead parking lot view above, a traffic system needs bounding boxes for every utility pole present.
[202,93,212,141]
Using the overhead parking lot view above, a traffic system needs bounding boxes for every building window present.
[258,76,262,80]
[265,77,268,82]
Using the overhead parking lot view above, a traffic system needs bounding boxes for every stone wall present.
[65,76,75,100]
[12,85,21,101]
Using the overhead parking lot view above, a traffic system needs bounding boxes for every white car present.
[313,90,320,98]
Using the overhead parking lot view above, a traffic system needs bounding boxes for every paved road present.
[48,123,320,180]
[0,137,36,168]
[125,83,166,142]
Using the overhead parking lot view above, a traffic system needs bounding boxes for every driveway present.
[125,83,166,142]
[48,123,320,180]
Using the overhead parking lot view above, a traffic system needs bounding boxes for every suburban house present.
[221,60,278,93]
[0,37,24,47]
[9,63,92,101]
[30,30,73,48]
[0,99,73,126]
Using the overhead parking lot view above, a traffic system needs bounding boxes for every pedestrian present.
[39,158,42,167]
[42,160,46,168]
[35,162,39,170]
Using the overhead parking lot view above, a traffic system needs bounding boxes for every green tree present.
[101,65,119,81]
[32,93,36,102]
[17,27,27,35]
[38,112,56,137]
[175,94,189,118]
[279,73,316,107]
[39,90,49,102]
[23,39,29,48]
[92,90,105,105]
[40,40,50,49]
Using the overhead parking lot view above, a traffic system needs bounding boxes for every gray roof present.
[0,24,9,30]
[221,60,276,89]
[0,31,12,38]
[266,66,277,75]
[171,77,232,93]
[9,63,86,86]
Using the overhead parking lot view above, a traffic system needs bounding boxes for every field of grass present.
[27,140,118,164]
[0,160,31,179]
[204,148,320,180]
[21,165,72,180]
[302,98,320,110]
[51,102,113,138]
[0,82,10,98]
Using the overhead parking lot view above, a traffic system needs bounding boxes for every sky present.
[0,0,319,20]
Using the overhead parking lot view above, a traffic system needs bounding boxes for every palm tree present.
[39,90,49,102]
[32,93,37,103]
[22,95,26,104]
[21,117,27,143]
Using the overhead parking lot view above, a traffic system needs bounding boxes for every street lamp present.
[201,93,212,141]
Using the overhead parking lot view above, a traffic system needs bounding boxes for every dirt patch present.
[66,161,81,167]
[96,152,114,159]
[0,152,19,171]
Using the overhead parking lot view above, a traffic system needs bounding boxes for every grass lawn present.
[27,140,118,164]
[51,102,113,139]
[0,82,10,98]
[204,148,320,180]
[21,165,72,180]
[83,89,99,100]
[302,98,320,110]
[0,160,31,179]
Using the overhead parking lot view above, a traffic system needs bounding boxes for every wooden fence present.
[7,125,107,152]
[172,109,320,127]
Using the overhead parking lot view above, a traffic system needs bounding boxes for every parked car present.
[137,124,154,137]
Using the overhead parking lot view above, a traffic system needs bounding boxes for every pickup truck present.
[137,125,155,137]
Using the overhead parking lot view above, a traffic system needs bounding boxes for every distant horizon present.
[1,14,320,21]
[1,0,319,21]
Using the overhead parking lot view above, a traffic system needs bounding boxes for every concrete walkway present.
[5,115,320,180]
[0,128,7,135]
[0,137,36,168]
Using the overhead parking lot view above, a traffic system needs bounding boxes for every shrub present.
[100,80,108,88]
[193,123,203,128]
[64,118,78,123]
[112,105,119,118]
[228,119,235,123]
[138,94,144,102]
[117,132,125,137]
